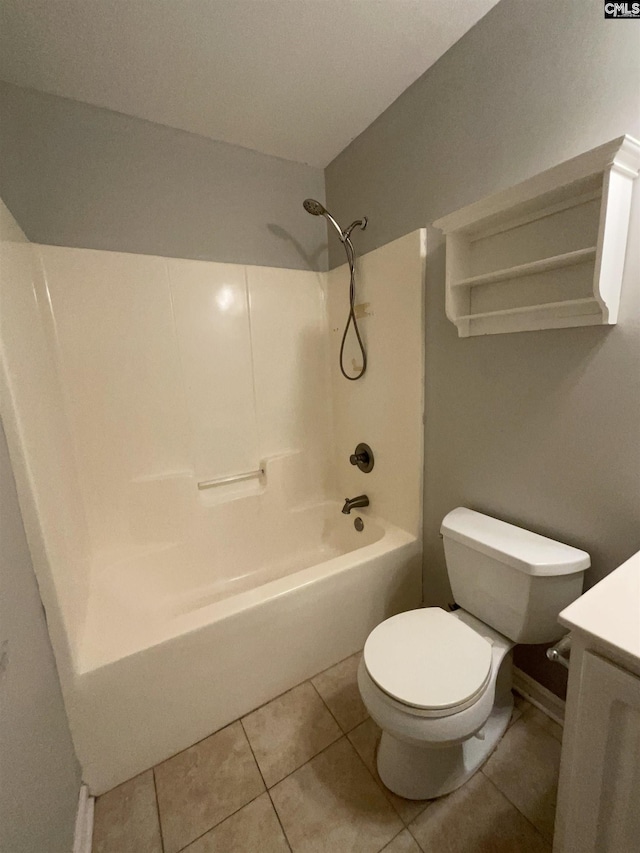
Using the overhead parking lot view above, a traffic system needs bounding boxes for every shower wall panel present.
[37,247,192,560]
[0,223,90,656]
[168,259,259,482]
[33,246,334,564]
[247,266,332,467]
[328,229,425,539]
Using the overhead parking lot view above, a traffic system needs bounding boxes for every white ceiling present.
[0,0,500,168]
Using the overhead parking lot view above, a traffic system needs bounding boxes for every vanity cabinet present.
[553,552,640,853]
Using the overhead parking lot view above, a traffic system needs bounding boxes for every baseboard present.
[73,785,94,853]
[513,666,565,726]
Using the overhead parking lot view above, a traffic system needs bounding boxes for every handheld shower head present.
[302,196,369,382]
[303,198,326,216]
[302,198,346,243]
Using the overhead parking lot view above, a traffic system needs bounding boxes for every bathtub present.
[71,502,422,794]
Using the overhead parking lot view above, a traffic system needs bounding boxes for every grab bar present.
[197,467,264,490]
[546,635,572,669]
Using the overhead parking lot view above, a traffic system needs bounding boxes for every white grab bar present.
[197,467,264,490]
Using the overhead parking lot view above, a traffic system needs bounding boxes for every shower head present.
[303,198,326,216]
[303,198,346,243]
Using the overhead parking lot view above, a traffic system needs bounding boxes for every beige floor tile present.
[242,681,341,787]
[348,718,430,825]
[183,792,289,852]
[311,652,369,732]
[483,714,561,842]
[381,829,422,852]
[523,705,564,742]
[92,770,162,853]
[154,721,265,853]
[409,773,551,853]
[271,737,402,852]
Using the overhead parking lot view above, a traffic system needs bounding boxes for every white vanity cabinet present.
[553,551,640,853]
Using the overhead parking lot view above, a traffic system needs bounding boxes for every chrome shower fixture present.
[302,198,367,246]
[302,199,368,381]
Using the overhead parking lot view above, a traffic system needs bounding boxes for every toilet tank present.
[441,508,590,644]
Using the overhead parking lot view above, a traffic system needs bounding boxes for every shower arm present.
[343,219,367,241]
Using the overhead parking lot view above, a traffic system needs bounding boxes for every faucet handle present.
[349,443,374,473]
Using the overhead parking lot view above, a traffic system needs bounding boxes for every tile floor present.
[92,653,562,853]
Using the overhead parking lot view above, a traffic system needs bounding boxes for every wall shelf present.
[434,135,640,337]
[452,247,597,289]
[456,297,600,322]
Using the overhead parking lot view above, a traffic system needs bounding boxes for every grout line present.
[308,678,345,732]
[267,790,293,853]
[406,823,427,852]
[170,707,271,853]
[366,726,423,827]
[151,768,166,853]
[344,727,425,828]
[130,718,243,796]
[268,733,348,792]
[344,714,370,735]
[312,648,363,680]
[241,697,342,788]
[239,717,268,789]
[243,679,317,720]
[173,792,265,853]
[380,828,408,851]
[480,771,554,847]
[236,717,297,849]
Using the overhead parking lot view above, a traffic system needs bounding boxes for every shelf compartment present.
[457,297,600,322]
[434,135,640,337]
[452,247,597,289]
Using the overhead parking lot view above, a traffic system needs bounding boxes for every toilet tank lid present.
[441,508,590,576]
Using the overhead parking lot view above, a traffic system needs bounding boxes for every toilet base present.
[376,696,513,800]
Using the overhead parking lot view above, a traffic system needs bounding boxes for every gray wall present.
[0,81,327,271]
[326,0,640,695]
[0,418,81,853]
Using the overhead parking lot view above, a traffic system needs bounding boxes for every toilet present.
[358,507,590,800]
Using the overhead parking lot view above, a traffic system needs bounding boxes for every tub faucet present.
[342,495,369,514]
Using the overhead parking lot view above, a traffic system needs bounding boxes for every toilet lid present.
[363,608,493,711]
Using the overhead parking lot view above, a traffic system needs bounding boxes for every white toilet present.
[358,507,590,800]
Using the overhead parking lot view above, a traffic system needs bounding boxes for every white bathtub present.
[72,503,422,794]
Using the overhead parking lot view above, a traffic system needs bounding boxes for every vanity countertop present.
[560,549,640,673]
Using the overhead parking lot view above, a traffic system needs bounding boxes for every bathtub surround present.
[325,0,640,696]
[0,202,80,853]
[0,81,327,271]
[0,210,425,792]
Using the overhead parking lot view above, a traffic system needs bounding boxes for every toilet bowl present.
[358,507,590,801]
[359,607,514,799]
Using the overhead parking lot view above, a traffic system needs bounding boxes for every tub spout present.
[342,495,369,514]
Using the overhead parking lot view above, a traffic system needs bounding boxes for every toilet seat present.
[363,608,493,714]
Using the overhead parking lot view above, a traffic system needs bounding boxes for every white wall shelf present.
[434,135,640,337]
